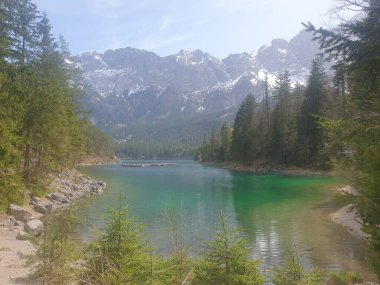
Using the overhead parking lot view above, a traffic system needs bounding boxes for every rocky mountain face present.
[80,30,320,144]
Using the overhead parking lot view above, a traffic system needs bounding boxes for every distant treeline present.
[0,0,114,210]
[115,140,196,160]
[111,109,236,160]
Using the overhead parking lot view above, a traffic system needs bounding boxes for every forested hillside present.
[0,0,114,210]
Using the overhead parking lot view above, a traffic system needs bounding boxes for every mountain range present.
[79,30,320,146]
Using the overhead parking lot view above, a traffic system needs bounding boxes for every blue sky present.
[33,0,336,58]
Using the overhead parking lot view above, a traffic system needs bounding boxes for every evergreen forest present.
[0,0,114,210]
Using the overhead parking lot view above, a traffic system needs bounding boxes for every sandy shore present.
[0,224,36,285]
[330,205,370,240]
[330,185,370,240]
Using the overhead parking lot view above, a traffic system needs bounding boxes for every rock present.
[71,184,79,191]
[16,230,27,240]
[31,196,41,204]
[10,226,24,231]
[33,204,46,214]
[31,197,55,213]
[14,220,25,228]
[25,220,44,236]
[33,201,54,214]
[51,193,69,204]
[8,204,33,222]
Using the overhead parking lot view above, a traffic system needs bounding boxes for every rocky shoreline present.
[0,169,106,284]
[32,169,106,214]
[4,169,106,236]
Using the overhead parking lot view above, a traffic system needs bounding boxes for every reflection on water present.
[76,161,376,279]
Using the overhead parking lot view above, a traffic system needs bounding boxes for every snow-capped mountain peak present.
[80,29,320,131]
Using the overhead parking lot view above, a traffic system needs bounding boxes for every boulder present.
[14,220,25,228]
[51,193,69,204]
[33,201,54,214]
[16,230,27,240]
[25,219,44,236]
[10,225,24,231]
[31,196,41,204]
[8,204,33,222]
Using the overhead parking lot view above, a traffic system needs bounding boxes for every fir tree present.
[297,57,326,166]
[81,208,152,284]
[193,211,263,285]
[230,94,257,164]
[271,70,292,163]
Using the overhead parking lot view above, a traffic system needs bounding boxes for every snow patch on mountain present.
[79,29,321,130]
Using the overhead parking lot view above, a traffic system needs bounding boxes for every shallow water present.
[76,161,376,278]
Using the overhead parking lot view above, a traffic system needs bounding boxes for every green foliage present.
[230,94,257,164]
[327,272,363,285]
[0,172,24,211]
[26,208,79,285]
[160,210,193,284]
[193,211,264,285]
[271,70,298,164]
[297,57,327,166]
[116,140,194,160]
[196,122,232,162]
[82,121,114,160]
[272,249,324,285]
[0,0,114,210]
[304,0,380,275]
[80,208,153,284]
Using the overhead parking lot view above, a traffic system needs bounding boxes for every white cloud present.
[135,33,193,51]
[159,17,170,32]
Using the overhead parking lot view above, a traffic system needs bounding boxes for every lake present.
[76,161,375,278]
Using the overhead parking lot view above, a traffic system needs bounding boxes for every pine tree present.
[297,57,326,166]
[272,249,323,285]
[193,211,263,285]
[6,0,40,65]
[81,208,152,284]
[271,70,292,163]
[230,94,257,164]
[26,209,79,285]
[219,122,232,162]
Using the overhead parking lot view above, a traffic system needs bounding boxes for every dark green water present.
[76,161,375,277]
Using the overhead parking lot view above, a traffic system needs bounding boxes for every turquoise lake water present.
[76,161,375,277]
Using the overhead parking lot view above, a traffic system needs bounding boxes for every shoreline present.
[330,204,370,240]
[0,168,106,284]
[202,161,331,176]
[330,185,370,241]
